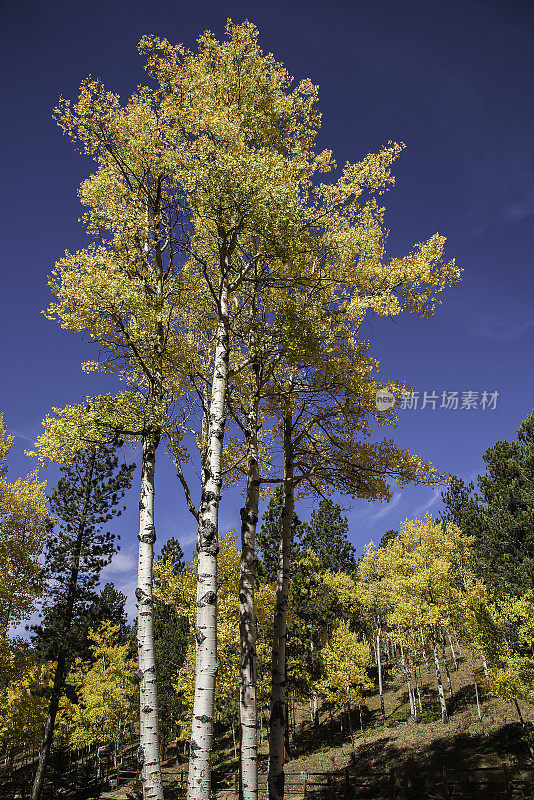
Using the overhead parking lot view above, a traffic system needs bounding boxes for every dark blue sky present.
[2,0,533,616]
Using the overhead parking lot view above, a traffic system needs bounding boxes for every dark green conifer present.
[31,441,134,800]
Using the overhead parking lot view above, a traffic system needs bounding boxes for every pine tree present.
[30,442,134,800]
[257,487,303,584]
[378,528,398,549]
[87,582,129,644]
[300,499,356,573]
[153,539,188,758]
[477,412,534,596]
[441,411,534,598]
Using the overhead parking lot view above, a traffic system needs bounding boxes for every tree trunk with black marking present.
[239,391,260,800]
[137,432,163,800]
[433,642,449,723]
[187,286,229,800]
[268,412,294,800]
[377,626,385,724]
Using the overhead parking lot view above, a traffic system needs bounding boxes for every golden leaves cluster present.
[0,414,48,632]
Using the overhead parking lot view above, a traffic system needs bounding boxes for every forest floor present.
[100,650,534,799]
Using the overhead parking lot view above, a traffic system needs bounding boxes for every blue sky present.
[2,0,533,618]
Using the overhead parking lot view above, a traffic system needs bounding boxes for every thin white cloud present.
[471,313,534,341]
[7,427,39,445]
[111,576,138,620]
[501,197,534,223]
[412,488,442,517]
[102,550,137,575]
[179,531,199,549]
[369,492,401,522]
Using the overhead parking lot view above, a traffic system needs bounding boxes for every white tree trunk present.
[447,630,458,670]
[474,678,482,720]
[399,637,415,719]
[239,394,260,800]
[419,626,430,672]
[440,642,453,698]
[187,287,229,800]
[433,643,449,723]
[137,433,164,800]
[376,627,385,723]
[481,652,489,678]
[268,412,294,800]
[414,668,423,713]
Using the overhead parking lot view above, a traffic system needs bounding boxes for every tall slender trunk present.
[419,627,430,672]
[137,432,163,800]
[376,626,385,724]
[440,642,453,699]
[268,412,294,800]
[284,701,292,760]
[481,652,489,678]
[447,630,458,670]
[187,286,229,800]
[31,654,66,800]
[474,677,482,720]
[31,448,97,800]
[239,392,260,800]
[433,643,448,723]
[346,704,356,761]
[414,668,422,713]
[136,206,167,800]
[399,635,415,719]
[468,647,482,720]
[309,631,319,728]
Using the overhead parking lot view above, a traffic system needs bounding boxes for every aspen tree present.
[153,532,275,748]
[0,415,48,635]
[48,19,461,800]
[357,543,392,724]
[34,403,182,800]
[67,621,136,751]
[318,622,372,759]
[0,662,55,754]
[373,517,484,725]
[263,364,441,799]
[46,62,198,797]
[472,591,534,755]
[139,25,339,797]
[144,22,459,798]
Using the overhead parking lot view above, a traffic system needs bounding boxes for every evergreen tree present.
[441,411,534,597]
[300,499,356,573]
[477,412,534,596]
[153,538,188,758]
[87,582,129,642]
[287,551,338,719]
[35,581,129,666]
[378,528,398,549]
[257,487,303,584]
[31,442,134,800]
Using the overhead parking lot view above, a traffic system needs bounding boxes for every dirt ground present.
[98,652,534,799]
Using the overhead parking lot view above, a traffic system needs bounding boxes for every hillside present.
[101,646,534,799]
